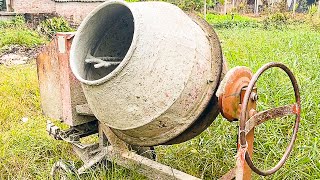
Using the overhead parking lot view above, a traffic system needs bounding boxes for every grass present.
[206,13,260,28]
[0,15,320,179]
[0,16,46,53]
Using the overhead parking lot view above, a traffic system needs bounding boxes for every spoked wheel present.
[51,160,77,180]
[239,62,301,176]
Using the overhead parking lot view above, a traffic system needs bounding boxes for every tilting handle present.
[239,62,301,176]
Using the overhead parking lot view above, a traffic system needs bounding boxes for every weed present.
[309,15,320,31]
[0,17,46,50]
[206,13,260,28]
[38,17,75,38]
[262,12,289,29]
[308,4,319,16]
[0,16,319,179]
[0,15,26,29]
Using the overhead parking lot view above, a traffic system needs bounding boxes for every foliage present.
[0,29,45,48]
[0,16,46,49]
[38,17,75,38]
[0,15,26,29]
[126,0,216,11]
[309,16,320,30]
[168,0,204,11]
[262,12,289,29]
[264,0,288,13]
[298,0,308,13]
[206,13,260,28]
[308,3,319,16]
[1,11,320,179]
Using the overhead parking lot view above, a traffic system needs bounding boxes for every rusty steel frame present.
[48,64,301,180]
[47,62,301,179]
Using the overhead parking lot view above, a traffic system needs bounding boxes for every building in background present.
[0,0,105,23]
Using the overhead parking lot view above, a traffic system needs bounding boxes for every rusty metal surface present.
[70,1,224,146]
[245,104,297,133]
[219,168,236,180]
[218,66,253,122]
[37,32,94,126]
[239,62,301,176]
[37,40,63,120]
[237,86,257,180]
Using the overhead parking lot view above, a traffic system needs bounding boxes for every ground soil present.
[0,45,43,66]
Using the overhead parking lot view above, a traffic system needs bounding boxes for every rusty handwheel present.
[239,62,301,176]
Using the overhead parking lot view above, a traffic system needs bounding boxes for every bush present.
[0,16,46,48]
[206,14,260,28]
[0,28,46,48]
[262,12,289,29]
[308,4,318,16]
[309,16,320,31]
[38,17,74,38]
[0,15,26,29]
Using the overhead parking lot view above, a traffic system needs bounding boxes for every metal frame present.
[48,63,301,180]
[48,103,252,180]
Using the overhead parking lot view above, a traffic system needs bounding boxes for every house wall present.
[55,2,101,23]
[11,0,104,23]
[12,0,56,13]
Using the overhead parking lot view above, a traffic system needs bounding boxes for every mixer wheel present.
[239,62,301,176]
[51,160,77,180]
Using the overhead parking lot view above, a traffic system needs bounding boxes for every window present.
[0,0,6,11]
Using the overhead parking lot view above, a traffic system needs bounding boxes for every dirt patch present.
[0,45,43,66]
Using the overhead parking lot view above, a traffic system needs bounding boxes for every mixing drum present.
[70,1,225,146]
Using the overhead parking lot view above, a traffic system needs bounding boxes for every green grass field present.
[0,16,319,179]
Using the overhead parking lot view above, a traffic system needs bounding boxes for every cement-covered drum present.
[70,0,224,146]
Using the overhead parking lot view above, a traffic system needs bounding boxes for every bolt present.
[250,92,258,101]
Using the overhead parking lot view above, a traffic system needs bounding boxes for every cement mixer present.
[38,1,301,179]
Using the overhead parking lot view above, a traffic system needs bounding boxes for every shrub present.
[262,12,289,29]
[309,16,320,31]
[0,15,26,29]
[308,4,318,16]
[38,17,74,38]
[206,14,260,28]
[0,16,46,48]
[0,28,46,48]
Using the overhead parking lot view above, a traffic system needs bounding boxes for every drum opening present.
[72,3,134,82]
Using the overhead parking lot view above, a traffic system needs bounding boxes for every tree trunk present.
[254,0,258,16]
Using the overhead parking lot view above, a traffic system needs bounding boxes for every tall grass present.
[157,27,320,179]
[0,16,46,50]
[0,16,319,179]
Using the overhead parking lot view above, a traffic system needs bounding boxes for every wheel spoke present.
[245,104,298,133]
